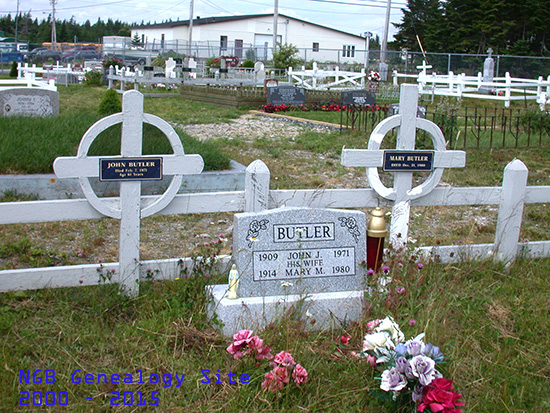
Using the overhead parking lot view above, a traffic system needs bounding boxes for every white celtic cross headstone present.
[53,90,204,296]
[341,84,466,249]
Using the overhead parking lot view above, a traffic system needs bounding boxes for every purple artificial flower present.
[380,367,408,392]
[412,383,424,403]
[406,339,424,356]
[396,286,406,295]
[423,343,444,363]
[417,263,424,269]
[394,343,407,355]
[410,355,437,386]
[394,356,410,374]
[382,266,390,273]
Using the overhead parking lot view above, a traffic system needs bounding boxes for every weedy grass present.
[0,86,240,174]
[1,82,550,411]
[0,257,549,411]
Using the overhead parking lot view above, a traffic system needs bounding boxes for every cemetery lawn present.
[1,85,550,410]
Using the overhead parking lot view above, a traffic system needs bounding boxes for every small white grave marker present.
[341,84,466,249]
[54,90,204,295]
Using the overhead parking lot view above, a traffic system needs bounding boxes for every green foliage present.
[84,70,103,87]
[245,48,256,61]
[206,56,221,68]
[98,88,122,115]
[241,59,254,68]
[131,33,142,46]
[8,60,17,78]
[272,42,301,69]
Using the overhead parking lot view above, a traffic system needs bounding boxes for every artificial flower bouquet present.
[227,330,308,393]
[368,71,381,82]
[360,316,464,412]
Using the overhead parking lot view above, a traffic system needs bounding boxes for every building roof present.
[134,13,364,40]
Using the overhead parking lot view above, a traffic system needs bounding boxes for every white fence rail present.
[0,71,57,91]
[1,159,549,293]
[393,70,550,108]
[289,63,366,90]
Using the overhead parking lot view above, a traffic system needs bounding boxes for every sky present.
[0,0,406,41]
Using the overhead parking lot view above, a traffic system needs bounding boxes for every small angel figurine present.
[227,264,240,299]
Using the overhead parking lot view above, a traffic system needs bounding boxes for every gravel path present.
[175,113,333,141]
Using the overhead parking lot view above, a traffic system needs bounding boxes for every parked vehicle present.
[64,50,102,62]
[23,47,48,62]
[62,46,98,62]
[35,49,62,63]
[0,46,23,63]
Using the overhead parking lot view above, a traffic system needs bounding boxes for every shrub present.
[9,60,18,78]
[98,88,122,115]
[206,56,221,68]
[84,70,103,87]
[242,59,254,68]
[272,42,301,69]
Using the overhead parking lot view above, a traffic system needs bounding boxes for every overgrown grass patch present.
[0,258,548,410]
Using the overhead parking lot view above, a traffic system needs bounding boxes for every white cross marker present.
[54,90,204,296]
[341,84,466,249]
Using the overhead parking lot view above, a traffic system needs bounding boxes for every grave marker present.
[341,89,376,106]
[341,84,466,249]
[267,86,306,106]
[233,207,366,297]
[0,88,59,117]
[53,90,204,296]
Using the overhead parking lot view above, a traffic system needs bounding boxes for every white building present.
[131,14,367,64]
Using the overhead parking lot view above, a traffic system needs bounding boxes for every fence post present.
[244,160,270,212]
[505,72,511,108]
[493,159,528,264]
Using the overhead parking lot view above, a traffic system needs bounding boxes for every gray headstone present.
[233,207,367,297]
[267,86,306,106]
[0,88,59,117]
[480,48,495,94]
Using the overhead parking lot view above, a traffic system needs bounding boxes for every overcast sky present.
[0,0,406,40]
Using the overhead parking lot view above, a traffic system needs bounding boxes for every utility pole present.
[15,0,20,44]
[50,0,57,50]
[188,0,194,57]
[379,0,391,81]
[273,0,278,54]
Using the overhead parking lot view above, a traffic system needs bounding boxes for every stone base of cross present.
[341,84,466,250]
[54,90,204,296]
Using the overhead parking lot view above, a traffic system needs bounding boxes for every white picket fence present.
[0,158,549,293]
[0,71,57,91]
[393,69,550,108]
[289,63,366,90]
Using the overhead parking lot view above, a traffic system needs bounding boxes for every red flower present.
[340,334,351,346]
[417,378,465,413]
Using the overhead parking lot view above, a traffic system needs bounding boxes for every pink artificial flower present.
[397,287,406,295]
[340,334,351,346]
[292,364,308,385]
[274,351,296,367]
[366,319,382,333]
[262,366,289,392]
[366,355,378,367]
[226,330,254,359]
[409,318,417,326]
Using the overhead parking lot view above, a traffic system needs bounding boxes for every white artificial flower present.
[363,332,394,351]
[374,316,405,344]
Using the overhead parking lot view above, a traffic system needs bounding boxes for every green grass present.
[0,257,549,410]
[0,86,243,174]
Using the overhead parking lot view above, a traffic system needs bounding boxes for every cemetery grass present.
[0,255,549,410]
[0,85,246,174]
[1,87,550,410]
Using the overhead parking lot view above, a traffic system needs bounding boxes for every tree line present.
[0,13,132,45]
[392,0,549,56]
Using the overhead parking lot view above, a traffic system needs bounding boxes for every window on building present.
[220,35,228,51]
[312,42,319,52]
[342,45,355,58]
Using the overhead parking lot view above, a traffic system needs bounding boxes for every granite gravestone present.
[479,48,495,95]
[267,86,306,106]
[341,90,376,106]
[0,88,59,117]
[233,207,367,297]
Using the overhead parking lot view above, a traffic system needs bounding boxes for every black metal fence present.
[341,107,550,149]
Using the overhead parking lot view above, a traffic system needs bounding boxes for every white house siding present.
[131,14,366,64]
